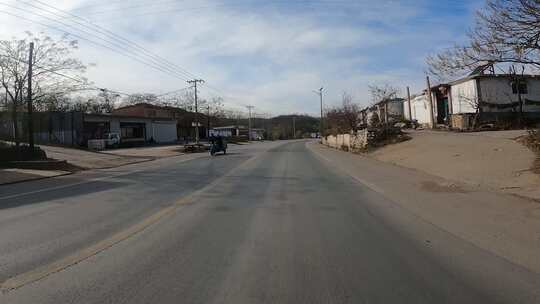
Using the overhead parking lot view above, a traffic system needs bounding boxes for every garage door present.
[151,121,177,143]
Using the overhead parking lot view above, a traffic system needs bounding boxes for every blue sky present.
[0,0,484,115]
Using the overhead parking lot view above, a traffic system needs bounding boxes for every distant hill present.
[268,115,319,139]
[212,114,320,140]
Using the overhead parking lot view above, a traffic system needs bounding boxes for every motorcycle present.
[210,137,227,156]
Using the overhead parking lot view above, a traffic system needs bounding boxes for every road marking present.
[305,142,333,163]
[306,143,386,195]
[0,155,205,201]
[349,175,386,195]
[0,205,176,292]
[0,152,264,292]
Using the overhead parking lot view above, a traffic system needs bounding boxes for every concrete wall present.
[451,79,478,114]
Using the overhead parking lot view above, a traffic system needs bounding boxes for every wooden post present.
[426,76,435,128]
[447,86,453,127]
[406,86,412,121]
[384,101,389,125]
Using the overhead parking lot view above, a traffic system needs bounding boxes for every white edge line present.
[306,142,386,195]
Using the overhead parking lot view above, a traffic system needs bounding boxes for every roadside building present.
[405,70,540,129]
[113,103,207,141]
[83,113,177,145]
[404,94,430,125]
[448,74,540,129]
[366,98,404,126]
[404,84,451,127]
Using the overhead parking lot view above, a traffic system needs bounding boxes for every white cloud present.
[0,0,478,116]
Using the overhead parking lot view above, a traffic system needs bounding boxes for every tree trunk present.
[11,98,19,148]
[517,78,524,127]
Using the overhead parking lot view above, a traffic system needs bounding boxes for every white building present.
[404,94,432,125]
[404,74,540,129]
[450,74,540,114]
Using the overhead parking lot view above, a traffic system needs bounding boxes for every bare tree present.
[326,92,362,134]
[368,83,400,103]
[126,93,158,106]
[0,32,87,145]
[427,0,540,80]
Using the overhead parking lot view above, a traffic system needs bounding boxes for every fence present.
[0,111,84,146]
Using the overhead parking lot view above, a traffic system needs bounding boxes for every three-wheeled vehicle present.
[210,136,227,156]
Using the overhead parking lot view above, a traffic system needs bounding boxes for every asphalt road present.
[0,140,538,303]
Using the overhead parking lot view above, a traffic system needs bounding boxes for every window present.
[511,81,528,94]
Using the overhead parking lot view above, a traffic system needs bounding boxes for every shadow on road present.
[0,180,128,210]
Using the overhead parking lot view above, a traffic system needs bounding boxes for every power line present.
[25,0,201,81]
[72,0,188,14]
[20,0,235,101]
[156,86,192,97]
[0,8,193,83]
[0,53,131,96]
[5,1,193,82]
[1,2,239,107]
[78,0,359,18]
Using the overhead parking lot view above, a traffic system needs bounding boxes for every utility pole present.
[187,79,204,144]
[426,76,435,128]
[406,86,412,122]
[313,87,324,138]
[246,105,254,141]
[292,116,296,139]
[27,42,34,149]
[207,105,210,139]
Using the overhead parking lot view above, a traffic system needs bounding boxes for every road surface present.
[0,140,538,303]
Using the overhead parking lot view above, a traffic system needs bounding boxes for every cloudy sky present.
[0,0,483,115]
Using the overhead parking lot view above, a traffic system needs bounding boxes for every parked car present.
[104,133,121,148]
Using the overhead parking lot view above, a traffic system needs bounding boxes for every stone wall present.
[322,129,371,152]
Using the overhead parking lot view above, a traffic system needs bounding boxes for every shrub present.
[0,144,47,161]
[524,129,540,152]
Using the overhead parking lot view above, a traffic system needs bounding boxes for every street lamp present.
[313,87,324,138]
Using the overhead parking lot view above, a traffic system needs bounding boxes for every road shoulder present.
[307,141,540,275]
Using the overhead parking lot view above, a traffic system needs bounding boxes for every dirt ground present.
[369,130,540,200]
[0,168,70,185]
